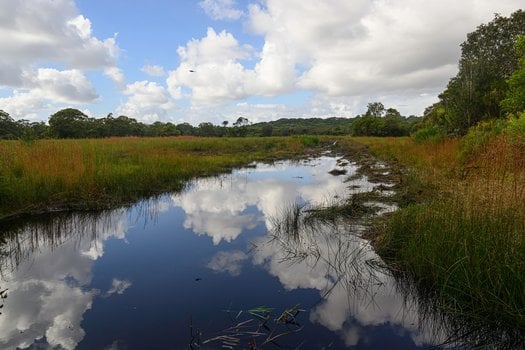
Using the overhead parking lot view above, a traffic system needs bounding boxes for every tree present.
[233,117,249,127]
[365,102,385,118]
[26,121,50,139]
[351,105,411,136]
[197,122,217,136]
[0,110,21,139]
[439,10,525,132]
[383,108,406,136]
[352,115,383,136]
[232,117,250,137]
[501,35,525,114]
[176,122,195,136]
[49,108,91,138]
[105,115,145,137]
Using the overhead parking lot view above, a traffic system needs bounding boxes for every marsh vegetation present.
[0,136,344,220]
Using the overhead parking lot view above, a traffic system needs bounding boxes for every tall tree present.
[440,10,525,132]
[49,108,91,138]
[0,110,21,139]
[365,102,386,118]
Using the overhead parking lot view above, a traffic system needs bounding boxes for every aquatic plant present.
[189,304,305,349]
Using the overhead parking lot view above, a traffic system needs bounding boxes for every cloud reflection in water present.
[173,157,443,347]
[0,156,446,349]
[0,210,131,350]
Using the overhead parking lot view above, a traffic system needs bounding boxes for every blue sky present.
[0,0,523,125]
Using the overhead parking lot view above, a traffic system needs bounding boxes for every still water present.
[0,157,448,349]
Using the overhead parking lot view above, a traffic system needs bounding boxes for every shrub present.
[412,125,446,144]
[459,119,506,160]
[504,111,525,144]
[298,135,320,147]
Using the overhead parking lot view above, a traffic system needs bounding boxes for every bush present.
[504,111,525,144]
[412,125,446,144]
[298,135,320,147]
[459,119,506,160]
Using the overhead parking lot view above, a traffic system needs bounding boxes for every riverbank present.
[360,136,525,336]
[0,136,364,222]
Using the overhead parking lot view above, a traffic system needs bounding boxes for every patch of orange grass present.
[361,135,525,212]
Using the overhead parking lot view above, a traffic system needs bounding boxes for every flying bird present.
[189,70,196,73]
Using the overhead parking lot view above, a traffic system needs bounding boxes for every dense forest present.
[1,10,524,140]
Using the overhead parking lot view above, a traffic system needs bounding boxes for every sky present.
[0,0,523,126]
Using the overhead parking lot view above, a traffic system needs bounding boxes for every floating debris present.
[328,168,347,176]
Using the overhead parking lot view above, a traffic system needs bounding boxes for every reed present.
[0,136,332,220]
[369,134,525,329]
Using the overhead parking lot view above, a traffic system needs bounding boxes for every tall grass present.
[0,136,330,220]
[368,134,525,329]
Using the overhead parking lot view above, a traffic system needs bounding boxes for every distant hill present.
[246,117,355,136]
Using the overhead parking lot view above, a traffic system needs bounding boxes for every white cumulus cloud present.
[0,0,119,119]
[0,1,118,71]
[116,81,176,123]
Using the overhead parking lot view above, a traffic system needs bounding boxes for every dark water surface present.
[0,157,450,349]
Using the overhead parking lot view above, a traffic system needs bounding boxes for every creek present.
[0,156,452,349]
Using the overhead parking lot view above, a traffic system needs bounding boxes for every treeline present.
[0,105,420,139]
[418,10,525,139]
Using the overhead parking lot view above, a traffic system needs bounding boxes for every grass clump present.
[297,135,320,147]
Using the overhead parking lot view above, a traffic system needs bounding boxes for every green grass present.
[0,136,343,220]
[380,197,525,328]
[365,134,525,330]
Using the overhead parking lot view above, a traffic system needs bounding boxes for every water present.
[0,157,449,349]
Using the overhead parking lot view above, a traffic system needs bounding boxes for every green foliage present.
[412,125,446,144]
[0,110,20,139]
[146,121,180,137]
[365,102,385,117]
[176,122,195,136]
[104,114,146,136]
[504,111,525,144]
[298,135,320,147]
[501,35,525,114]
[5,103,417,140]
[351,105,416,137]
[49,108,91,138]
[0,110,46,140]
[250,117,352,136]
[378,197,525,328]
[437,10,525,133]
[459,119,506,159]
[47,109,184,138]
